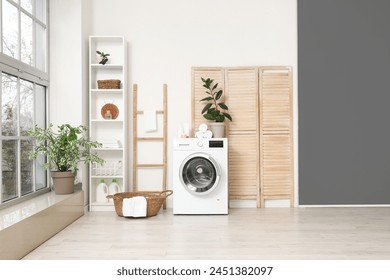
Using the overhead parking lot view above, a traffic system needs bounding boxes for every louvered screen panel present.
[228,133,258,199]
[192,68,224,134]
[259,67,294,207]
[261,134,292,199]
[225,68,258,131]
[259,68,292,132]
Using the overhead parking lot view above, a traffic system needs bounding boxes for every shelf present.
[90,89,123,93]
[91,175,124,179]
[90,201,114,206]
[90,36,124,42]
[90,119,124,123]
[91,64,123,69]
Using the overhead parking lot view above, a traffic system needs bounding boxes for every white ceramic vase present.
[209,122,225,138]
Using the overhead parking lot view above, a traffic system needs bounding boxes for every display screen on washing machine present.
[182,157,217,193]
[209,140,224,148]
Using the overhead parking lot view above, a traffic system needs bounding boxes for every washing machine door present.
[180,153,221,195]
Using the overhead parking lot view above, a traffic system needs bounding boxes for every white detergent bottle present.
[108,179,120,202]
[96,179,108,203]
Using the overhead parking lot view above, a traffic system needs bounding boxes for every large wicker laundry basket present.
[107,190,173,218]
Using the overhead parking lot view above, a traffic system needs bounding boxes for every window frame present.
[0,0,49,81]
[0,0,49,208]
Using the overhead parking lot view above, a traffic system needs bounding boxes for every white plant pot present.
[209,122,225,138]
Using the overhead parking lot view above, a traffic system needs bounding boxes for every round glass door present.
[180,154,220,195]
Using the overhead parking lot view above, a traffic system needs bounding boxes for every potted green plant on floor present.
[28,124,104,194]
[200,77,232,137]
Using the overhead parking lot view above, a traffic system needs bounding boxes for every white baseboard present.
[229,200,257,208]
[264,199,290,208]
[299,204,390,208]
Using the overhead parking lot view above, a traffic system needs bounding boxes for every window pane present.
[2,0,19,59]
[21,139,33,195]
[21,12,34,66]
[2,140,18,202]
[21,0,33,14]
[35,0,46,24]
[35,24,46,71]
[35,84,46,190]
[20,79,34,135]
[35,84,45,127]
[2,73,18,136]
[35,153,46,190]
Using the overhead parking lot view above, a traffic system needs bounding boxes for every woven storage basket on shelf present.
[107,190,173,218]
[97,79,121,89]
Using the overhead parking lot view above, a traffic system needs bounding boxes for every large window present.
[0,0,48,206]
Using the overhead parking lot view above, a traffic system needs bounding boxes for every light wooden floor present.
[23,207,390,260]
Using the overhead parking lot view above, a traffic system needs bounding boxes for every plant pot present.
[51,171,76,195]
[209,122,226,138]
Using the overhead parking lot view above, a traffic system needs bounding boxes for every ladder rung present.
[136,137,164,141]
[136,164,164,168]
[136,110,164,115]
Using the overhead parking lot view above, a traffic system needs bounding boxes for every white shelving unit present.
[88,36,128,211]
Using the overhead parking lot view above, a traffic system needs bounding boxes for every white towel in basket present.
[122,196,147,217]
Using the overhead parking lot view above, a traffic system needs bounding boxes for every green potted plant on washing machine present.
[28,123,104,194]
[200,77,232,137]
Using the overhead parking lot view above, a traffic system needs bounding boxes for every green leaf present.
[215,90,223,100]
[210,109,220,117]
[200,96,213,102]
[201,103,212,114]
[96,51,102,55]
[223,112,232,121]
[215,115,225,122]
[218,102,228,110]
[201,77,206,83]
[212,83,218,90]
[203,113,215,120]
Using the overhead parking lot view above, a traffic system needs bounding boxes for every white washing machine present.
[173,138,228,215]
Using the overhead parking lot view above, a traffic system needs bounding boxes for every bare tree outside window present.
[2,0,46,69]
[1,74,18,136]
[2,0,19,59]
[21,12,34,66]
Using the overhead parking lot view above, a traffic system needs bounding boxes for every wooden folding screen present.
[192,68,224,131]
[224,68,259,203]
[192,66,293,207]
[259,67,294,207]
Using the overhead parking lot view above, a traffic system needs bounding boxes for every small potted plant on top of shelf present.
[28,124,104,195]
[96,50,110,65]
[200,77,232,138]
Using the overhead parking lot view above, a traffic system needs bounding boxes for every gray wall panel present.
[298,0,390,204]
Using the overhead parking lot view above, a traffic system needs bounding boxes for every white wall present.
[49,0,83,126]
[51,0,298,207]
[49,0,90,205]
